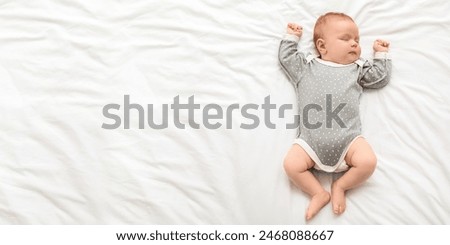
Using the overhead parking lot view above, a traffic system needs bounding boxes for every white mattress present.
[1,0,449,224]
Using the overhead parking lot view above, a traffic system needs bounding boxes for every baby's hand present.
[373,39,390,52]
[287,23,303,37]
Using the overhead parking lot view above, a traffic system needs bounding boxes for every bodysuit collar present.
[306,54,365,67]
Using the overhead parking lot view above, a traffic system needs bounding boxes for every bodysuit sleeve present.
[278,34,308,86]
[358,52,392,89]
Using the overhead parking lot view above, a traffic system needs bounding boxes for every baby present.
[279,12,391,220]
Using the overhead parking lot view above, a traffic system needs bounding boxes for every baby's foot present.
[305,191,330,220]
[331,182,346,215]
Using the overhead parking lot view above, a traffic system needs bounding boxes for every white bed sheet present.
[1,0,449,224]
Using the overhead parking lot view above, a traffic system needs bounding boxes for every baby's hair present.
[313,12,355,52]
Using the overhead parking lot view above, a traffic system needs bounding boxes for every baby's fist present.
[287,23,303,37]
[373,39,390,52]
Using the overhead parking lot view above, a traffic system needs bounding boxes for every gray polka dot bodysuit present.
[278,35,392,172]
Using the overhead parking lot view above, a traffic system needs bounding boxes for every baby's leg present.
[284,144,330,220]
[331,137,377,215]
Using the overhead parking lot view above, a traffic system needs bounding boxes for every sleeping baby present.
[279,12,391,220]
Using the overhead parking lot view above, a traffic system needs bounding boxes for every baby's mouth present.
[349,51,357,55]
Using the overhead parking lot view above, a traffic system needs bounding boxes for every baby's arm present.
[358,39,392,89]
[278,23,308,86]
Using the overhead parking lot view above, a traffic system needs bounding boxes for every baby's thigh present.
[344,138,377,168]
[283,144,315,173]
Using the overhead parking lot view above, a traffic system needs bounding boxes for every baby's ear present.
[316,39,327,55]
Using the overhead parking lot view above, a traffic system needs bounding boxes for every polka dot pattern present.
[279,40,390,167]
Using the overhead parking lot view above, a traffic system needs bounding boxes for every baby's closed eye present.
[339,34,359,43]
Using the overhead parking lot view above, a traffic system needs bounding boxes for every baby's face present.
[320,19,361,64]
